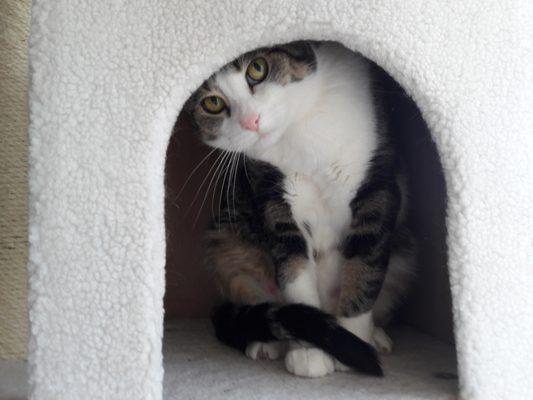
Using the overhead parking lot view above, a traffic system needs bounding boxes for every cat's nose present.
[240,113,260,132]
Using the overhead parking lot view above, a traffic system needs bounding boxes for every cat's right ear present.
[181,94,201,133]
[183,94,198,115]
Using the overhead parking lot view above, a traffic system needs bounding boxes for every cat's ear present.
[181,93,202,133]
[274,41,316,66]
[273,41,317,81]
[182,94,197,115]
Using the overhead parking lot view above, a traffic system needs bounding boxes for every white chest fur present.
[257,46,379,254]
[251,45,379,311]
[282,159,358,253]
[277,129,377,312]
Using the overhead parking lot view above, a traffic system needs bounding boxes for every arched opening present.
[162,42,457,399]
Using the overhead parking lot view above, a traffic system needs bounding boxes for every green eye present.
[246,57,268,85]
[201,96,226,114]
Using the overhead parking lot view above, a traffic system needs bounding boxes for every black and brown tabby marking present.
[337,143,403,316]
[203,157,310,298]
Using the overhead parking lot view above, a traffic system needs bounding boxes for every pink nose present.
[240,113,260,132]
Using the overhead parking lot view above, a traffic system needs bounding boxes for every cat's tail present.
[211,302,383,376]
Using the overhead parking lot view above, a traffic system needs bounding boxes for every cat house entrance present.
[162,43,457,399]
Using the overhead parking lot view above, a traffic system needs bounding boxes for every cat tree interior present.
[160,65,457,399]
[27,2,532,400]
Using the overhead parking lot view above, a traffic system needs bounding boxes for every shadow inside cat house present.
[162,42,457,398]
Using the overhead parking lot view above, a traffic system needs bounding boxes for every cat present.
[185,41,415,378]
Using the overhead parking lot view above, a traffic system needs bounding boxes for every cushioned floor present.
[0,320,458,400]
[163,320,458,400]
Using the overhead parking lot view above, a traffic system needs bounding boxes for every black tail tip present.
[356,346,384,377]
[341,341,384,377]
[360,358,384,377]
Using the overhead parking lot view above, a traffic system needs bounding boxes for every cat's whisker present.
[207,151,228,207]
[229,151,239,224]
[218,151,233,228]
[231,153,241,222]
[225,151,236,224]
[243,155,252,186]
[186,150,226,216]
[174,146,218,206]
[218,151,231,217]
[210,150,231,220]
[193,150,231,227]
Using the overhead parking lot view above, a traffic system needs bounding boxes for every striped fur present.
[185,41,416,377]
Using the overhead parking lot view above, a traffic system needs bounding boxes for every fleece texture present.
[0,321,456,400]
[27,1,533,400]
[163,320,457,400]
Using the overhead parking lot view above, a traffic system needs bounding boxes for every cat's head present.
[186,42,317,153]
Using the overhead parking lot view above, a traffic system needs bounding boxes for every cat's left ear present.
[273,41,317,79]
[275,41,314,58]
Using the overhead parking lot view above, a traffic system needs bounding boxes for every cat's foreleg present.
[267,207,335,377]
[265,200,321,308]
[335,181,401,370]
[277,257,335,377]
[336,258,384,343]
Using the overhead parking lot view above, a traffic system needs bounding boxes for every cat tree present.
[27,1,532,400]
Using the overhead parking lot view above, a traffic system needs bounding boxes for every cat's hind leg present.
[371,229,417,354]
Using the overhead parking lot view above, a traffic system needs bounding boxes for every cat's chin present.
[254,130,283,150]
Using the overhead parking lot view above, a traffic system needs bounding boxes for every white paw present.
[285,348,335,378]
[372,327,393,354]
[334,359,351,372]
[246,342,284,361]
[338,311,374,343]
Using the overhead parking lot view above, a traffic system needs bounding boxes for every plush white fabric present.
[0,321,458,400]
[162,321,457,400]
[27,1,533,399]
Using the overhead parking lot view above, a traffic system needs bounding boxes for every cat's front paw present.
[285,348,335,378]
[334,359,351,372]
[246,341,284,360]
[372,327,393,354]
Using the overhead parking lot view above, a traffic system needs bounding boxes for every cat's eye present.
[201,96,226,114]
[246,57,268,86]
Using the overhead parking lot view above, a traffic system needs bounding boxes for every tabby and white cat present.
[186,41,414,378]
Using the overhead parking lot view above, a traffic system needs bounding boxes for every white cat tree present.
[27,1,532,400]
